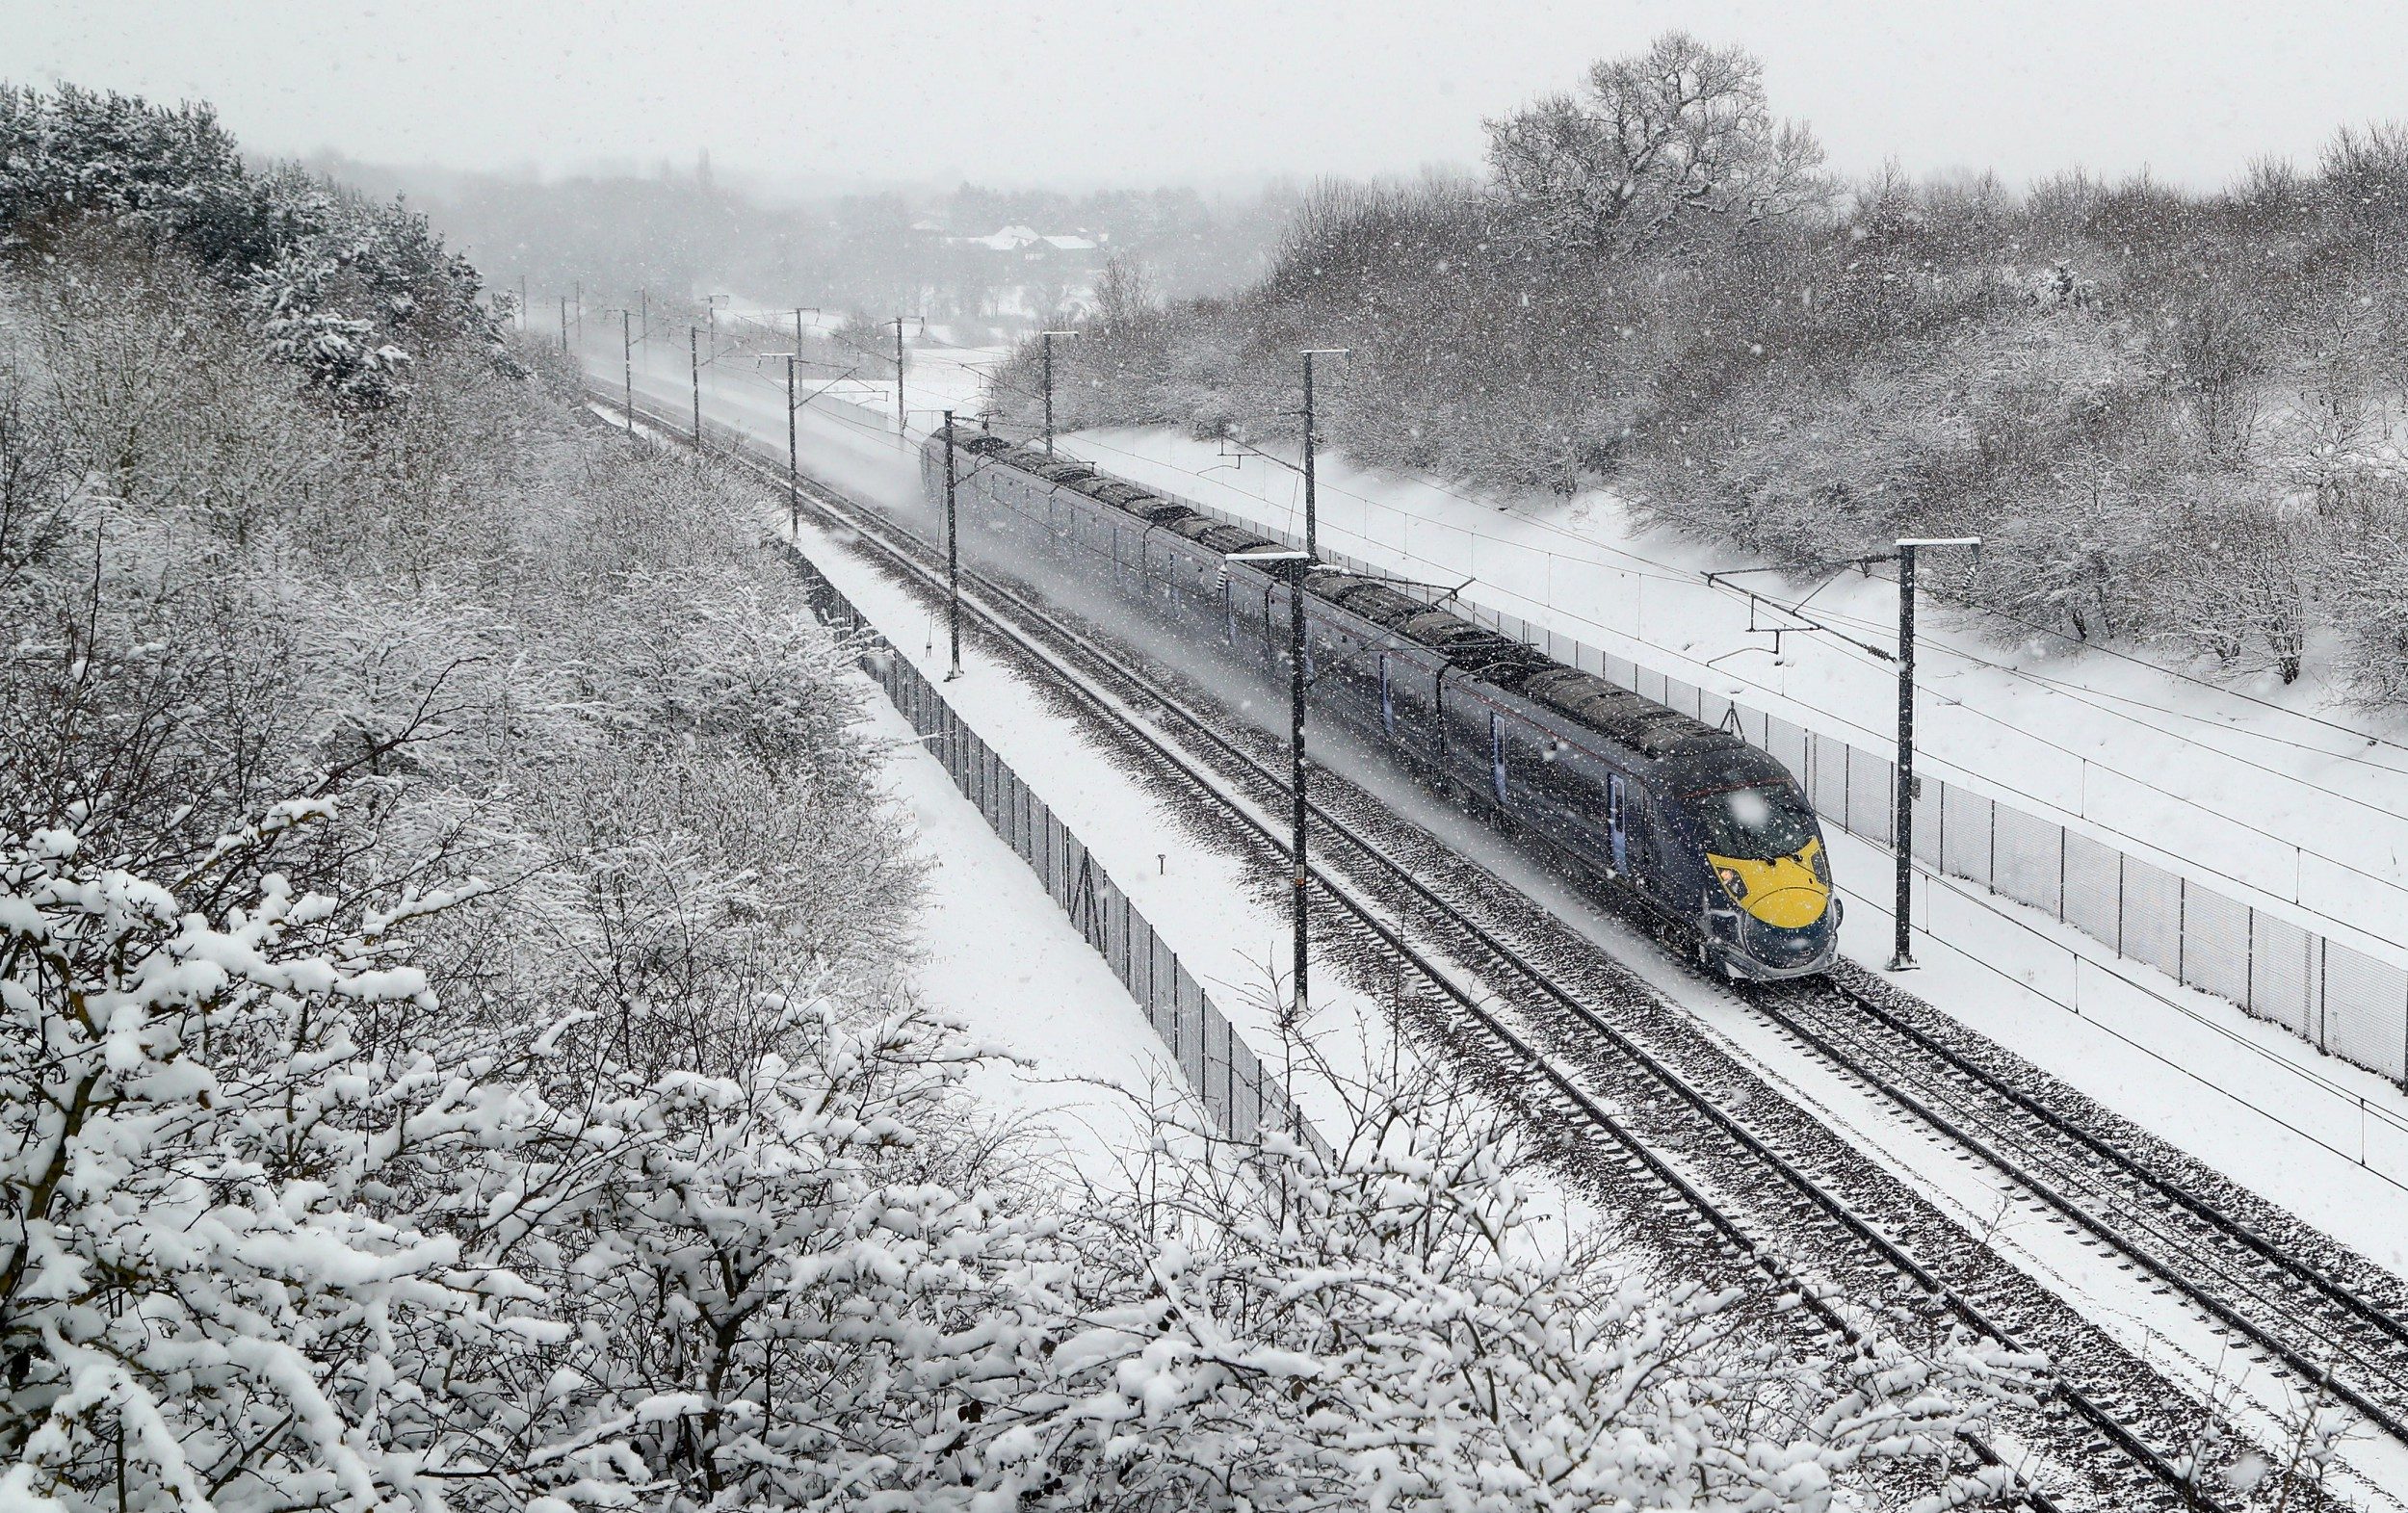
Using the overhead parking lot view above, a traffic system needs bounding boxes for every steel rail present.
[1746,977,2408,1446]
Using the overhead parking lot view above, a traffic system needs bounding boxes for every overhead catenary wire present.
[620,357,2408,1195]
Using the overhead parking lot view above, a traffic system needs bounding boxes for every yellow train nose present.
[1748,884,1829,929]
[1709,848,1831,929]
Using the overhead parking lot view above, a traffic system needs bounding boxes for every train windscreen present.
[1690,784,1819,861]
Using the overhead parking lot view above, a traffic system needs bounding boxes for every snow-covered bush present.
[1016,1069,2038,1513]
[0,800,493,1513]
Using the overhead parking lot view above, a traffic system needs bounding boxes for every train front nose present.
[1711,848,1831,929]
[1747,881,1828,929]
[1710,846,1837,976]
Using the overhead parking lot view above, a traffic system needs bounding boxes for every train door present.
[1488,713,1507,804]
[1379,653,1394,736]
[1608,773,1628,876]
[1221,574,1237,646]
[1625,793,1670,906]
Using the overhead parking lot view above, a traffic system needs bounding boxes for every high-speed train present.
[920,427,1840,979]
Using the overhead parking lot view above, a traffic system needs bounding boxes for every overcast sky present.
[11,0,2407,193]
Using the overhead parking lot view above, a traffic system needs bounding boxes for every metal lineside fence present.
[775,531,1331,1155]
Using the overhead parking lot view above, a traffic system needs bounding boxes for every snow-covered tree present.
[1484,34,1831,258]
[0,85,515,407]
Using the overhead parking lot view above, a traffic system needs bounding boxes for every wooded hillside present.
[1007,35,2408,702]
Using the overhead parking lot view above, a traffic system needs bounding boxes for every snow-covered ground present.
[862,687,1183,1186]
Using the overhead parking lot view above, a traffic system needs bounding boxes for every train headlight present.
[1715,867,1748,900]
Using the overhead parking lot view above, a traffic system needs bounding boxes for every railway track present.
[1752,973,2408,1443]
[594,384,2390,1510]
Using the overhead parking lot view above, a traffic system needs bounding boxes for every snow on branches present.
[0,799,488,1513]
[0,800,2040,1513]
[0,85,514,407]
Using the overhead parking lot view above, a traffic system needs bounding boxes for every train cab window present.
[1691,784,1818,860]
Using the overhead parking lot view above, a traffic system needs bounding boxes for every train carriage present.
[921,426,1839,980]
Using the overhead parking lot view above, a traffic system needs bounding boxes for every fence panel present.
[1809,732,1851,828]
[1939,780,1992,889]
[2060,831,2123,950]
[1991,804,2064,919]
[1765,717,1811,788]
[1204,1006,1232,1130]
[2120,858,2185,981]
[1170,968,1199,1074]
[2320,944,2408,1083]
[1664,676,1700,721]
[1230,1027,1261,1141]
[1845,746,1893,848]
[2182,884,2254,1009]
[1180,977,1207,1091]
[1130,909,1154,1006]
[2249,910,2316,1041]
[1910,772,1945,869]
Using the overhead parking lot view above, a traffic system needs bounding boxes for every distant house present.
[959,224,1100,255]
[944,225,1107,327]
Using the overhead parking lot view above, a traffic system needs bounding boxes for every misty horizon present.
[14,0,2408,197]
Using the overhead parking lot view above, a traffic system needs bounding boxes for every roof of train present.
[929,426,1764,771]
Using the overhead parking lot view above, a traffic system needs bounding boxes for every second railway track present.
[1752,973,2408,1442]
[596,385,2408,1511]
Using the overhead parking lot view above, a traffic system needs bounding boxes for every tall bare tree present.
[1484,33,1830,258]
